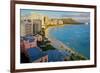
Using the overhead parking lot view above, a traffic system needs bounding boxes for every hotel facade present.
[21,13,47,36]
[20,13,63,36]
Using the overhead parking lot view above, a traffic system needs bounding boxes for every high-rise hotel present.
[20,13,48,36]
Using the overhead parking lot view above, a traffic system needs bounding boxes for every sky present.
[20,9,90,23]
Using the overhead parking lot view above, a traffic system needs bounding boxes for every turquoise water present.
[48,24,90,59]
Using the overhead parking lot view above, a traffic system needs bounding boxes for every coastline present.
[45,26,75,54]
[45,26,88,59]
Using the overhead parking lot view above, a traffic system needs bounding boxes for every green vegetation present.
[42,44,56,51]
[69,53,87,61]
[37,29,56,51]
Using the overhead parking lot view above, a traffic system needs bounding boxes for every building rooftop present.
[23,35,35,42]
[27,48,47,62]
[27,48,70,63]
[46,50,69,62]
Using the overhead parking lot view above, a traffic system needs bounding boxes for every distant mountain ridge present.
[61,18,81,24]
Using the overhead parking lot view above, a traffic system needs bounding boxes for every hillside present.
[61,18,81,24]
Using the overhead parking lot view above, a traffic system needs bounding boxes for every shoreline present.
[45,26,76,54]
[45,26,88,59]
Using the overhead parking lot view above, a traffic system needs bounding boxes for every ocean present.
[48,24,90,59]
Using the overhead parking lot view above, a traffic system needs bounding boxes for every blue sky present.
[21,9,90,23]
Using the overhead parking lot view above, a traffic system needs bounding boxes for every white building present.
[20,13,47,36]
